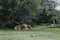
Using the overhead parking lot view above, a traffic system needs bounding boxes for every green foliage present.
[0,0,60,29]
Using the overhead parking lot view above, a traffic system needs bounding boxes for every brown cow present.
[14,24,32,30]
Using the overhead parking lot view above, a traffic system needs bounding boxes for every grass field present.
[0,25,60,40]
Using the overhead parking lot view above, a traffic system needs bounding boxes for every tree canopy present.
[0,0,60,29]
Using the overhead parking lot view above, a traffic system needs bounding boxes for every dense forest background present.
[0,0,60,29]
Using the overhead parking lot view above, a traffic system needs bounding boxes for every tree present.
[35,0,58,24]
[0,0,59,29]
[0,0,38,29]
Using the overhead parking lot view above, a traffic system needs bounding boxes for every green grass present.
[0,25,60,40]
[31,25,60,33]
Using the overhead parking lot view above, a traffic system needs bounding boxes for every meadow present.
[0,25,60,40]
